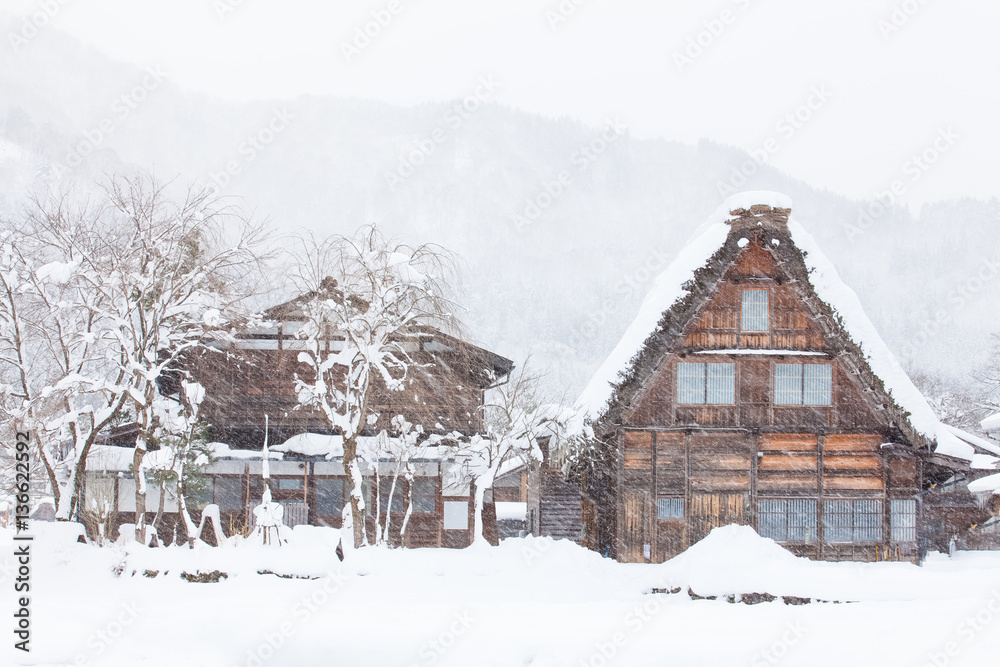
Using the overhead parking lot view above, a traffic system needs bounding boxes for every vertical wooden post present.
[683,428,691,550]
[749,428,759,534]
[817,432,825,560]
[650,431,657,562]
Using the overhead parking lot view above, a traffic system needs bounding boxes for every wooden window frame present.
[676,361,736,406]
[772,362,833,407]
[741,288,770,333]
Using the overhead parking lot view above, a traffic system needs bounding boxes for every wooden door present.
[688,493,747,545]
[623,491,650,563]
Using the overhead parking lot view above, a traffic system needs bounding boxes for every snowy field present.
[6,524,1000,667]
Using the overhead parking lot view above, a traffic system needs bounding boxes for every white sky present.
[9,0,1000,208]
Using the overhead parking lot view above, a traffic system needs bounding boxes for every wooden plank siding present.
[609,232,927,564]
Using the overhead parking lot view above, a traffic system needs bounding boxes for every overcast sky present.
[8,0,999,209]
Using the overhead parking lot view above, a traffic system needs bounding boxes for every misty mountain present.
[2,15,997,402]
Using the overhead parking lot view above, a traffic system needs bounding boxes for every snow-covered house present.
[573,192,998,563]
[84,283,514,548]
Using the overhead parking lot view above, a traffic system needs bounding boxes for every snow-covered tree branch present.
[289,225,459,549]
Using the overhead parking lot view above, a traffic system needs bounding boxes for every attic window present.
[741,289,769,332]
[774,363,832,406]
[677,362,735,405]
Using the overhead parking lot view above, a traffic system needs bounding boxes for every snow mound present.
[657,525,801,596]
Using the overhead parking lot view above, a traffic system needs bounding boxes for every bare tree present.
[290,225,458,549]
[463,363,563,545]
[1,174,268,538]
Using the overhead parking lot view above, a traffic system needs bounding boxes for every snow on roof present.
[983,412,1000,433]
[971,454,999,471]
[575,191,975,461]
[941,424,1000,458]
[575,214,731,421]
[968,472,1000,494]
[788,220,974,461]
[271,433,345,458]
[495,501,527,521]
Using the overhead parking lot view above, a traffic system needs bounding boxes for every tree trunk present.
[343,435,367,547]
[473,461,501,545]
[133,445,147,543]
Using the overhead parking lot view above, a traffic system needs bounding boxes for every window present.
[677,362,735,405]
[443,501,469,530]
[823,499,883,543]
[657,498,684,520]
[758,499,817,543]
[277,478,303,491]
[890,499,917,542]
[412,478,436,514]
[379,477,406,514]
[214,477,244,511]
[315,477,345,516]
[742,289,769,332]
[773,363,832,406]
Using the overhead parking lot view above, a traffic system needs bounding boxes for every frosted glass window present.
[774,364,802,405]
[823,500,852,543]
[677,362,706,405]
[854,500,883,543]
[788,499,817,543]
[657,498,684,519]
[775,363,832,406]
[706,363,736,405]
[443,501,469,530]
[803,364,833,406]
[824,499,883,543]
[758,499,787,542]
[891,499,917,542]
[741,289,769,332]
[758,498,816,543]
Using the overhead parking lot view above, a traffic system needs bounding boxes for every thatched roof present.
[577,192,975,462]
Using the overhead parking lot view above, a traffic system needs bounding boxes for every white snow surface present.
[271,432,346,457]
[982,411,1000,433]
[10,521,1000,666]
[575,191,976,461]
[943,423,1000,457]
[968,473,1000,494]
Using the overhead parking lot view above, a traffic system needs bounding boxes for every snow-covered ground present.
[6,523,1000,667]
